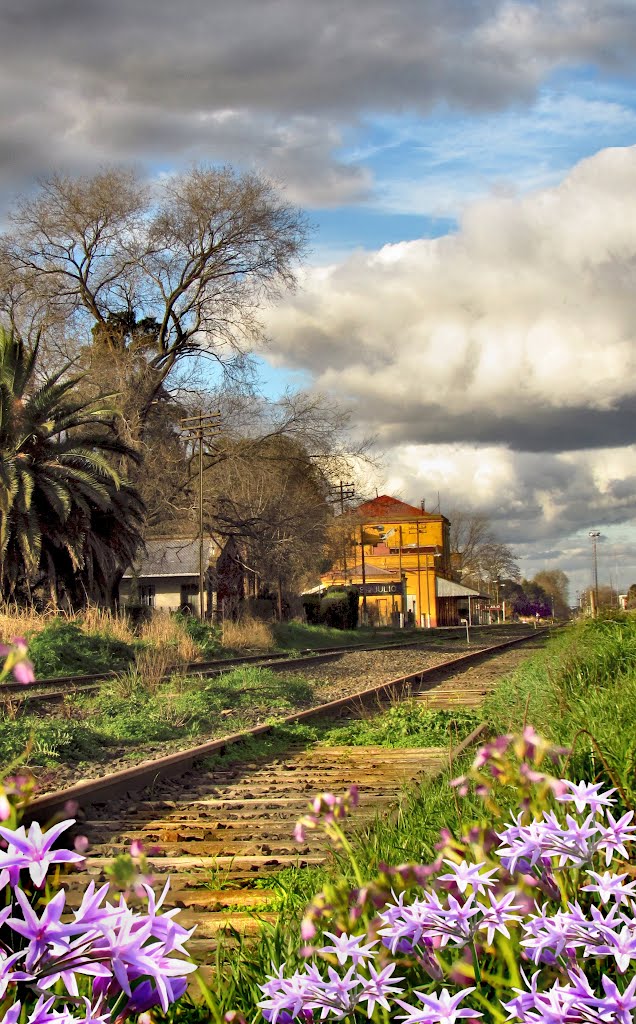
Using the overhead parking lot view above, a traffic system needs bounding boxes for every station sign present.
[351,582,403,596]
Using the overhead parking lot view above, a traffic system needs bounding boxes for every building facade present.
[322,495,453,627]
[119,537,218,616]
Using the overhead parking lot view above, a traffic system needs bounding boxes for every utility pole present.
[180,410,222,620]
[359,525,367,623]
[331,481,355,579]
[589,530,601,616]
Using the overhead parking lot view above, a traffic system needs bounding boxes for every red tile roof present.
[355,495,434,521]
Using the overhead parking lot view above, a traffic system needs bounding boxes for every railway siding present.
[51,632,548,960]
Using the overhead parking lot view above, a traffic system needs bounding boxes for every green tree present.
[0,327,143,606]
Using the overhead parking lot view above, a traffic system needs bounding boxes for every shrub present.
[319,588,359,630]
[27,620,135,677]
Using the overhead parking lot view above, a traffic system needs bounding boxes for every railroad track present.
[1,624,538,704]
[30,630,549,960]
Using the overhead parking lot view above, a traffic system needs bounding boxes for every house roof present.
[436,577,488,599]
[123,538,218,579]
[355,495,444,522]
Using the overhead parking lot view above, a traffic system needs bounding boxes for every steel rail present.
[0,625,535,702]
[25,628,547,822]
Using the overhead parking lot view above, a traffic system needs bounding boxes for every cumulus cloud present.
[264,145,636,453]
[376,440,636,595]
[1,0,635,207]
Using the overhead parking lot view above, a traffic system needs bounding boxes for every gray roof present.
[436,577,488,599]
[123,538,217,579]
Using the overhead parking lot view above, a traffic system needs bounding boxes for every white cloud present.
[264,145,636,448]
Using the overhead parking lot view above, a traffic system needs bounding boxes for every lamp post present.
[589,531,601,616]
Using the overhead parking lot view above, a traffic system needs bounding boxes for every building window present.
[140,585,156,608]
[180,583,198,610]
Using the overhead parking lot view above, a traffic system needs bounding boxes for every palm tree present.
[0,326,144,605]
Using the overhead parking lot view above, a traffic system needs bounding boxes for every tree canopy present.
[1,166,309,437]
[446,507,519,590]
[0,327,143,606]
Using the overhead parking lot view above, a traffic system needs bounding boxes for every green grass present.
[0,667,317,767]
[483,614,636,804]
[319,702,480,748]
[272,621,401,650]
[27,620,136,677]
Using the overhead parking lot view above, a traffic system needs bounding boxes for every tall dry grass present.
[0,604,200,662]
[0,604,52,641]
[79,606,136,643]
[137,613,200,662]
[221,616,275,650]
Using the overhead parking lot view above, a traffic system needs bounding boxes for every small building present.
[322,494,453,627]
[119,537,218,616]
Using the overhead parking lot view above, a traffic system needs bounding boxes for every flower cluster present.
[261,761,636,1024]
[0,818,196,1024]
[451,727,568,815]
[294,787,359,845]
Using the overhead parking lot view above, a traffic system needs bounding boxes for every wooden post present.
[415,521,423,628]
[360,526,367,623]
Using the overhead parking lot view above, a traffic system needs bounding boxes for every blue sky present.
[2,0,636,599]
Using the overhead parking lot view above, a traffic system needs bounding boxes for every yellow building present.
[322,494,452,627]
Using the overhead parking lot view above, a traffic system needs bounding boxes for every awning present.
[436,578,489,599]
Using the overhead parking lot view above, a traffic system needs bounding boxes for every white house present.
[119,537,218,615]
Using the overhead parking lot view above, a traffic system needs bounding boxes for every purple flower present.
[0,819,84,888]
[7,887,76,970]
[319,932,378,966]
[0,638,35,685]
[596,809,636,865]
[124,976,189,1014]
[597,973,636,1023]
[477,890,523,945]
[357,962,404,1016]
[437,860,497,895]
[555,779,616,814]
[594,924,636,973]
[1,1004,22,1024]
[396,986,480,1024]
[582,870,636,905]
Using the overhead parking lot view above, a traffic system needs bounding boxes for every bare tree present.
[1,166,309,435]
[141,388,375,533]
[446,506,519,589]
[533,569,571,618]
[202,434,333,600]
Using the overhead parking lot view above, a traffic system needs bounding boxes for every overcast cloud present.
[263,145,636,591]
[1,0,636,208]
[2,0,636,596]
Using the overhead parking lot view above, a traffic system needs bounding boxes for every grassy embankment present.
[0,606,405,679]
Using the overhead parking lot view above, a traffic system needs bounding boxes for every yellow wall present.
[336,514,451,627]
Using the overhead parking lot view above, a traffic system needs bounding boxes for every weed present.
[27,620,135,677]
[138,613,201,663]
[221,617,275,651]
[134,645,183,694]
[273,621,381,650]
[320,702,481,748]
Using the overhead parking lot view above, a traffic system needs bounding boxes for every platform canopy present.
[435,577,488,600]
